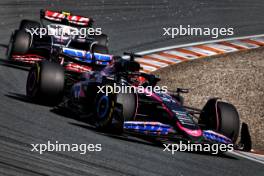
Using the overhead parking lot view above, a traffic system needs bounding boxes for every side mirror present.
[176,88,189,94]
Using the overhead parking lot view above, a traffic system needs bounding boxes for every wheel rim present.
[97,95,109,119]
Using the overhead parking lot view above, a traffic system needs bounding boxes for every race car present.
[6,9,109,73]
[25,53,240,149]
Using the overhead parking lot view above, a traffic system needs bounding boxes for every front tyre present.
[116,93,137,121]
[199,99,240,143]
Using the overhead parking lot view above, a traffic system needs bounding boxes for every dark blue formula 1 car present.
[26,53,240,150]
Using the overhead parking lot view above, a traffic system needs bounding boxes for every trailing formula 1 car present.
[26,52,240,148]
[6,9,109,73]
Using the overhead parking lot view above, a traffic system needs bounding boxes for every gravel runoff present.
[155,48,264,150]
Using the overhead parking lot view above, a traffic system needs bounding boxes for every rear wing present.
[40,9,93,27]
[62,47,113,66]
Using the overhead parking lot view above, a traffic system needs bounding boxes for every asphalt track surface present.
[0,0,264,175]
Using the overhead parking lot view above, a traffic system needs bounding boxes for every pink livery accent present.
[148,91,174,118]
[176,122,202,137]
[215,100,220,131]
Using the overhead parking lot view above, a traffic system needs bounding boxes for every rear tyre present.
[11,30,31,54]
[111,93,138,133]
[19,20,41,31]
[26,61,65,104]
[6,32,14,59]
[94,34,108,47]
[199,99,240,142]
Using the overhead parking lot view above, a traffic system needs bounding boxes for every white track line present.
[229,151,264,165]
[184,46,218,56]
[250,37,264,43]
[204,43,238,52]
[137,34,264,55]
[229,40,260,49]
[164,50,198,60]
[136,58,168,67]
[150,54,183,63]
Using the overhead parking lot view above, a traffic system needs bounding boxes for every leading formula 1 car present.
[26,53,240,147]
[6,9,109,73]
